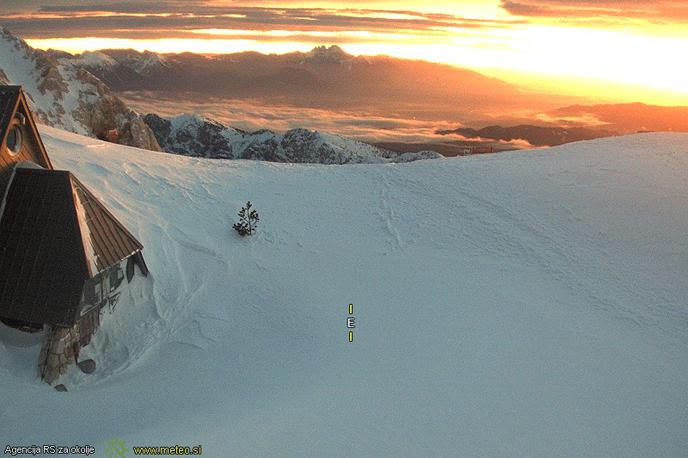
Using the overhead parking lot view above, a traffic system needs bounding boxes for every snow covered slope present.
[144,113,442,163]
[1,127,687,456]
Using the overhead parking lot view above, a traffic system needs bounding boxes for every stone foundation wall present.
[38,324,80,384]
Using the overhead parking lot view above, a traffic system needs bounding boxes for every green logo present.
[104,438,127,458]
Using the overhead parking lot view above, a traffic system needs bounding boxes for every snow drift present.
[0,127,687,456]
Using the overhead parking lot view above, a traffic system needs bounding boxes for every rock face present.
[0,68,10,85]
[303,45,355,64]
[0,28,160,151]
[0,29,440,162]
[144,113,443,164]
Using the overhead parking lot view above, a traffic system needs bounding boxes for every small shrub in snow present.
[233,201,260,236]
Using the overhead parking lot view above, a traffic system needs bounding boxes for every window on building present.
[84,279,102,306]
[109,268,124,292]
[6,125,22,156]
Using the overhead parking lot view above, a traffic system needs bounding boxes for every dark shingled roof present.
[71,174,143,273]
[0,169,87,326]
[0,86,21,145]
[0,168,143,327]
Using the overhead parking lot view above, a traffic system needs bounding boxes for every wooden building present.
[0,85,148,384]
[0,86,52,195]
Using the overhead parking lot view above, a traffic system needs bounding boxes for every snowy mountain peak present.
[52,48,170,83]
[71,51,118,70]
[128,51,169,75]
[0,28,160,151]
[166,113,233,132]
[143,113,442,164]
[304,45,354,64]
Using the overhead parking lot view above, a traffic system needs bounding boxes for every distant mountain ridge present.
[439,102,688,147]
[0,28,161,151]
[546,103,688,133]
[46,41,688,150]
[438,125,617,147]
[56,45,522,120]
[0,30,441,164]
[143,113,442,164]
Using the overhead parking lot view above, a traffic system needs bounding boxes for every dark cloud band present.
[1,3,522,39]
[501,0,688,22]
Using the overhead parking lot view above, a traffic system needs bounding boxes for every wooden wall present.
[0,101,52,199]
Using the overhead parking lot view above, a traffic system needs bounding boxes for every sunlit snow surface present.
[1,126,687,456]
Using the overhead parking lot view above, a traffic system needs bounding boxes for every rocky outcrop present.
[0,30,439,161]
[0,28,161,151]
[396,150,447,162]
[144,113,442,164]
[119,117,161,151]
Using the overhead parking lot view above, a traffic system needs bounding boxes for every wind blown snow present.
[1,127,687,456]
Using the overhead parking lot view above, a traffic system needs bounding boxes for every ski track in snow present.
[377,168,405,253]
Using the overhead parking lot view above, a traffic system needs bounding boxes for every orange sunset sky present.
[2,0,688,104]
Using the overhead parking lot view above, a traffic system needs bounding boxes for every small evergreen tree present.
[233,201,259,236]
